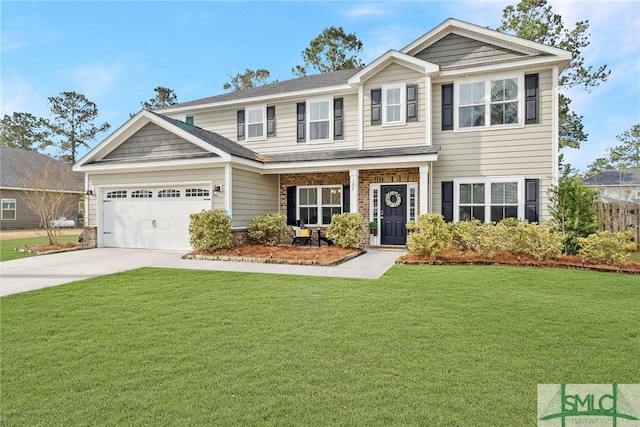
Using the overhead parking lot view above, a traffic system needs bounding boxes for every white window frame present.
[382,83,406,126]
[454,74,524,132]
[1,198,16,220]
[246,105,266,141]
[297,185,342,226]
[453,177,525,223]
[307,97,332,143]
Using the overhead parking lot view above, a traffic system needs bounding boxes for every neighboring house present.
[583,169,640,204]
[583,169,640,249]
[74,18,571,251]
[0,147,84,230]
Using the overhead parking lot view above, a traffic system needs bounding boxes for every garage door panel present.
[101,187,210,250]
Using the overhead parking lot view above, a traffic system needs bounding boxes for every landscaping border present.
[183,248,366,266]
[396,258,640,275]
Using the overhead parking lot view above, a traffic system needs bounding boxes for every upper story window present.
[382,83,405,125]
[309,98,331,141]
[455,75,522,131]
[442,74,538,131]
[237,106,275,141]
[247,106,265,140]
[371,84,416,126]
[296,98,343,143]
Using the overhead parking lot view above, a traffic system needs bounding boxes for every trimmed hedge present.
[189,209,233,251]
[327,212,363,248]
[247,213,287,246]
[578,231,635,266]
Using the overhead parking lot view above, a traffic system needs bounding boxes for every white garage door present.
[101,186,211,250]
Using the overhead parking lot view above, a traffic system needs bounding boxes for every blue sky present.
[2,1,639,172]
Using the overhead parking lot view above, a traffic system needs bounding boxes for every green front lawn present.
[0,234,80,262]
[1,266,638,426]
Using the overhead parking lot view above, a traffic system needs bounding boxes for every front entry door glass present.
[381,184,407,245]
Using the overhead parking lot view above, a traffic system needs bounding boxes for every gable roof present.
[583,169,640,186]
[0,147,83,191]
[75,110,262,169]
[158,68,360,113]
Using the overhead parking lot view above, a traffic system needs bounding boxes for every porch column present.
[419,165,429,215]
[224,164,232,216]
[349,169,359,213]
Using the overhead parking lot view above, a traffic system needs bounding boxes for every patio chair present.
[317,229,334,247]
[291,226,312,246]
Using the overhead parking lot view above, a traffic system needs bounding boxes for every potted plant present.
[369,221,378,236]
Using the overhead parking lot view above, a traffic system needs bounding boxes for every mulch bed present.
[398,250,640,274]
[184,244,365,266]
[16,242,90,255]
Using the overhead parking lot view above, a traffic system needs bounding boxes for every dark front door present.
[381,184,407,245]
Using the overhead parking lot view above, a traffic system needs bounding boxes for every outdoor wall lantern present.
[213,185,222,197]
[85,190,94,196]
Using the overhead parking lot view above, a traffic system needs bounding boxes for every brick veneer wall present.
[279,168,420,247]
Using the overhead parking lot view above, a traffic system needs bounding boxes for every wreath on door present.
[385,191,402,208]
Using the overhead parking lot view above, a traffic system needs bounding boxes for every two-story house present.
[74,18,571,251]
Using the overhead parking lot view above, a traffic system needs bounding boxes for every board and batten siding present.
[231,168,278,227]
[363,63,427,149]
[103,123,208,160]
[431,68,555,221]
[415,33,526,68]
[164,92,359,156]
[85,167,225,226]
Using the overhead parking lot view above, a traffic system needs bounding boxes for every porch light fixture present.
[85,190,94,196]
[213,185,222,196]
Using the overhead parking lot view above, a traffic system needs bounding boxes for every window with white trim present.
[298,186,342,225]
[457,76,521,130]
[246,105,265,140]
[308,99,331,141]
[382,83,405,125]
[455,178,523,223]
[1,199,16,220]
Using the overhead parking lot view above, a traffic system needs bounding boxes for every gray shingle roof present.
[0,147,84,191]
[264,145,440,163]
[583,169,640,186]
[158,68,361,110]
[151,112,261,161]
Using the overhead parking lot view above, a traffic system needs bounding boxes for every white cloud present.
[343,4,391,19]
[1,33,27,53]
[73,63,124,99]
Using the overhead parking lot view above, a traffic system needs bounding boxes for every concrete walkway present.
[0,248,403,297]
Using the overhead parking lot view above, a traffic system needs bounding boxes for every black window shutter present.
[237,110,245,140]
[296,102,306,142]
[524,178,539,223]
[442,181,454,222]
[407,84,418,122]
[342,185,350,213]
[267,106,276,136]
[371,89,381,125]
[334,98,343,140]
[525,74,539,124]
[286,186,297,225]
[442,84,454,130]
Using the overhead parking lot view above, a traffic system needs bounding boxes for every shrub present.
[407,214,452,259]
[498,219,564,260]
[327,212,364,248]
[473,222,508,259]
[247,213,287,246]
[548,175,600,254]
[450,220,482,251]
[189,209,233,251]
[578,231,635,266]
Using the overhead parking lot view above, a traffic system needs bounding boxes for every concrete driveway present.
[1,248,403,297]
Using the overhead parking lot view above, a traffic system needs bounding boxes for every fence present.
[598,202,640,251]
